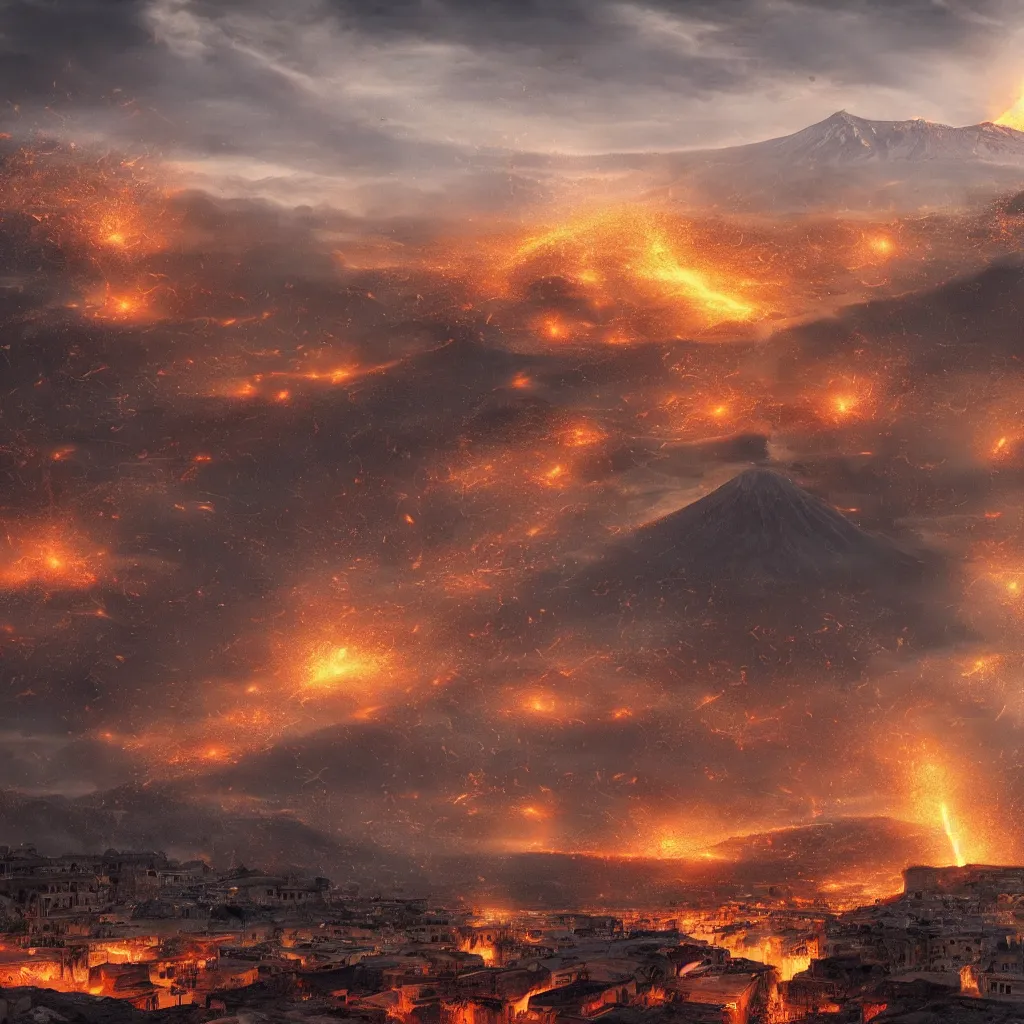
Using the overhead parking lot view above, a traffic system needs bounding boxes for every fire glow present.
[302,644,384,693]
[3,129,1024,884]
[941,802,967,868]
[996,86,1024,132]
[0,529,107,591]
[490,207,766,335]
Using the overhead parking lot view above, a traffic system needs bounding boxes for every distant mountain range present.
[695,110,1024,169]
[0,786,423,888]
[531,111,1024,212]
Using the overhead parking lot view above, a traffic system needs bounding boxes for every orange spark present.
[695,693,723,710]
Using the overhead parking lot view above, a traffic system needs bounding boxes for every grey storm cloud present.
[2,0,1023,199]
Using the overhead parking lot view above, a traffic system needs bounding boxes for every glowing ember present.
[816,378,881,424]
[303,645,381,692]
[210,360,396,401]
[560,423,606,447]
[0,530,106,590]
[961,654,1002,678]
[521,694,558,716]
[542,316,569,341]
[520,805,549,820]
[540,463,567,485]
[90,287,154,321]
[991,435,1014,458]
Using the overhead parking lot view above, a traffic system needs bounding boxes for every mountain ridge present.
[501,467,961,679]
[626,467,923,586]
[530,110,1024,211]
[670,111,1024,210]
[695,110,1024,168]
[0,785,422,886]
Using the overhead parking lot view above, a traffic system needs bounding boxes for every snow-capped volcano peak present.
[739,110,1024,166]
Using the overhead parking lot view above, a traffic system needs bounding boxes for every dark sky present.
[2,0,1024,205]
